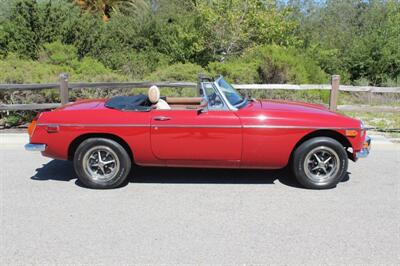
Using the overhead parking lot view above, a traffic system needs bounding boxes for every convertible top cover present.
[105,95,151,111]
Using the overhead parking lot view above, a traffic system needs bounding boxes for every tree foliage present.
[209,45,327,84]
[0,0,399,85]
[287,0,400,85]
[74,0,149,21]
[196,0,301,60]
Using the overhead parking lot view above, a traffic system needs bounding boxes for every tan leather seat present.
[148,85,171,110]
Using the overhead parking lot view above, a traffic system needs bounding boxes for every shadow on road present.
[31,160,77,182]
[132,165,299,186]
[30,159,350,188]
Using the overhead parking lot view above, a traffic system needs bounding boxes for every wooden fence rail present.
[0,73,399,112]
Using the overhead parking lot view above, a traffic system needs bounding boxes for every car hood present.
[240,99,360,128]
[259,99,330,113]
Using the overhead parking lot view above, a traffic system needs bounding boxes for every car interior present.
[105,85,203,111]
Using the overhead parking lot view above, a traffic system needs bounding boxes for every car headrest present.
[148,85,160,104]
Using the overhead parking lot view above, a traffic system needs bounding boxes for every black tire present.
[291,137,348,189]
[73,138,131,189]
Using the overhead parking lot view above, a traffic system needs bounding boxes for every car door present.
[150,84,242,163]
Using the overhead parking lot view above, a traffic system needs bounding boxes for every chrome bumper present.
[25,143,46,152]
[356,136,371,158]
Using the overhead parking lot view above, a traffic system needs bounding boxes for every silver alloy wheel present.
[82,145,120,182]
[303,146,340,184]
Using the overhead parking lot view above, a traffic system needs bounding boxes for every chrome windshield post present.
[213,77,238,111]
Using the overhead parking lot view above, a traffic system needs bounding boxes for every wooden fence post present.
[368,90,373,105]
[329,75,340,111]
[59,73,69,105]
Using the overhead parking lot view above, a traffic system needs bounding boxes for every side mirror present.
[197,99,208,114]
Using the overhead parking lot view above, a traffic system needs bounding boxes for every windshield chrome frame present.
[200,82,229,111]
[213,77,239,111]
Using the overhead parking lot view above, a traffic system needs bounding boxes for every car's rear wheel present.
[291,137,348,189]
[73,138,131,189]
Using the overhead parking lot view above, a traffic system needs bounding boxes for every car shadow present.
[131,165,299,186]
[30,160,350,189]
[31,160,77,182]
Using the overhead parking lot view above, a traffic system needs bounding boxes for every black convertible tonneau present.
[104,95,152,111]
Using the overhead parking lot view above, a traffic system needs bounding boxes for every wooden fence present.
[1,73,399,112]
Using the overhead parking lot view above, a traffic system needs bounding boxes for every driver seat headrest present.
[148,85,160,104]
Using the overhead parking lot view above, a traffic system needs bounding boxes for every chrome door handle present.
[153,116,171,121]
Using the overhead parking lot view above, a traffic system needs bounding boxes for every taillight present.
[28,114,40,137]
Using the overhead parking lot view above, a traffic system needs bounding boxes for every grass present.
[338,92,400,106]
[343,111,400,138]
[343,111,400,130]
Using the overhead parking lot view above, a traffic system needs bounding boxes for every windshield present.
[217,78,245,107]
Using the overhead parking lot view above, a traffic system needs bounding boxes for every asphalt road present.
[1,134,399,265]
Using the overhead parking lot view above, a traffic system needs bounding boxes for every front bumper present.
[356,136,371,158]
[25,143,46,152]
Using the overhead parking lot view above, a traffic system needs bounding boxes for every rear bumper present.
[356,136,371,158]
[25,143,46,152]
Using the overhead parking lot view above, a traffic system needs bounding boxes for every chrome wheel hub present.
[83,146,120,182]
[304,146,340,184]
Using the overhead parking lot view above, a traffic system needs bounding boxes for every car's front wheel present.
[291,137,348,189]
[73,138,131,189]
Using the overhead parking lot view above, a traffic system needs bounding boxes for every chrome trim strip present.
[37,123,360,130]
[242,125,360,130]
[39,123,239,129]
[152,124,242,128]
[25,143,46,152]
[37,123,148,127]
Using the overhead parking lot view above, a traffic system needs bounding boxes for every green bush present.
[4,114,21,126]
[75,57,109,76]
[39,41,78,66]
[0,51,128,108]
[208,45,328,84]
[248,89,331,105]
[305,46,351,84]
[208,61,260,83]
[96,49,171,80]
[0,50,127,84]
[74,58,127,82]
[143,63,207,97]
[0,0,89,59]
[0,54,68,83]
[146,63,207,82]
[0,24,8,58]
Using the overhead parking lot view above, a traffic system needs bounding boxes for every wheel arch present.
[68,133,134,162]
[289,129,352,163]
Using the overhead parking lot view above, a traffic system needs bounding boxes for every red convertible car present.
[26,76,370,189]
